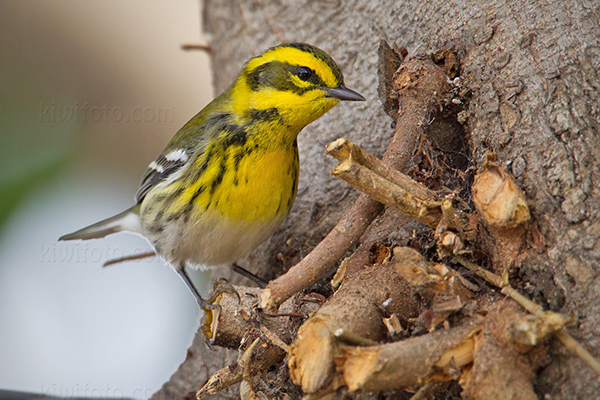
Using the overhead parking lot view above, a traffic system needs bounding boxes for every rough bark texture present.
[195,1,600,398]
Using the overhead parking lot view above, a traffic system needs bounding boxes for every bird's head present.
[231,43,364,129]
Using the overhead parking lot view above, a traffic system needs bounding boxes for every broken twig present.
[327,138,442,228]
[261,54,453,311]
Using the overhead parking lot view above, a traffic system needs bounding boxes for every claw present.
[177,268,242,343]
[212,278,241,303]
[200,278,240,342]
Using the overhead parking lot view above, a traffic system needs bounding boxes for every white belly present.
[142,210,285,270]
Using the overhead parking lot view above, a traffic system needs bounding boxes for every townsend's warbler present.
[60,43,364,307]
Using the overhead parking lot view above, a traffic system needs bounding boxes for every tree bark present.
[151,1,600,398]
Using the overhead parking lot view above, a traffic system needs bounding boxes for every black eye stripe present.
[246,61,328,94]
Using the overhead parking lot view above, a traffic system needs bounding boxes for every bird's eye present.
[296,66,313,81]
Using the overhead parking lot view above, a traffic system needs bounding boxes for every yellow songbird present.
[60,43,364,309]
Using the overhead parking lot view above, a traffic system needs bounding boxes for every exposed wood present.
[471,152,531,272]
[151,1,600,397]
[501,286,600,376]
[261,54,453,312]
[288,260,420,393]
[460,301,541,400]
[340,322,480,392]
[196,286,321,397]
[326,138,442,229]
[206,285,320,349]
[455,256,600,377]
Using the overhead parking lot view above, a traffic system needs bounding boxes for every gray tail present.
[59,205,141,241]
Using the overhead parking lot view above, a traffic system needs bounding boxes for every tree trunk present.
[152,0,600,398]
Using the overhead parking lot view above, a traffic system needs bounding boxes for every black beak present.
[325,86,365,101]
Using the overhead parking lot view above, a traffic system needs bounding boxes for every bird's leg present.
[177,266,208,306]
[203,278,240,343]
[231,263,268,288]
[177,266,240,343]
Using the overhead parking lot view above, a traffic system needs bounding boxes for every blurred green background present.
[0,1,214,397]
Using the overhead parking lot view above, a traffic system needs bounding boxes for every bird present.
[59,42,365,310]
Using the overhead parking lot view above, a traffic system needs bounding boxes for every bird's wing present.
[134,110,232,204]
[135,147,194,203]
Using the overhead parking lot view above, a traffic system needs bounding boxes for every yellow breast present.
[161,139,299,224]
[208,144,299,222]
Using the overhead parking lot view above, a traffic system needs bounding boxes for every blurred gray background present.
[0,1,213,398]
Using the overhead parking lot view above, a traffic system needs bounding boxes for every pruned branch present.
[340,322,480,392]
[195,286,321,397]
[261,53,454,312]
[326,138,442,229]
[321,135,600,379]
[288,259,421,394]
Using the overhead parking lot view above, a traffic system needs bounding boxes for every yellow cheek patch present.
[249,88,339,129]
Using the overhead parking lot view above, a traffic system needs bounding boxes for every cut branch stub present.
[460,301,542,400]
[472,153,530,228]
[206,285,320,349]
[393,53,453,111]
[326,138,437,201]
[471,152,531,271]
[288,262,420,394]
[260,53,454,312]
[341,321,480,392]
[326,138,442,229]
[196,286,321,397]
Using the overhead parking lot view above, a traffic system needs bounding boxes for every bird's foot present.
[201,278,240,345]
